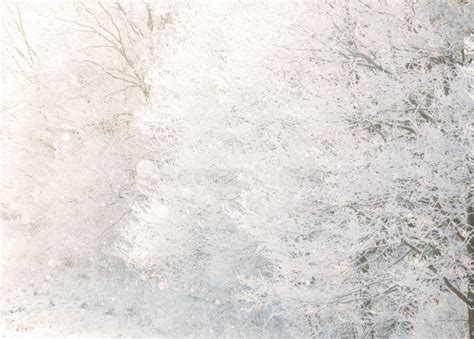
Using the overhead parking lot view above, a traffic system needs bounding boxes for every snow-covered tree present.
[235,1,473,337]
[1,2,173,334]
[2,0,472,337]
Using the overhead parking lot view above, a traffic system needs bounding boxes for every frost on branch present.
[1,0,473,337]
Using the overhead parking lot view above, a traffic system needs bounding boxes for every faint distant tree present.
[55,2,173,101]
[0,1,172,310]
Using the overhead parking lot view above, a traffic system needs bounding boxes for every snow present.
[154,203,170,220]
[61,133,71,142]
[47,259,58,267]
[136,159,155,177]
[158,281,168,291]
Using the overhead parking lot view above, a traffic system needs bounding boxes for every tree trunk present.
[468,190,473,339]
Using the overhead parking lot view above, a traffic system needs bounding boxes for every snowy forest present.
[0,0,473,337]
